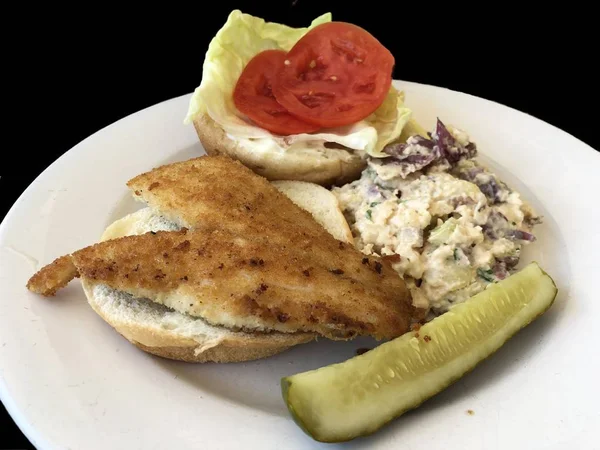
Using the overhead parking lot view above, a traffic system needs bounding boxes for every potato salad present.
[333,119,542,318]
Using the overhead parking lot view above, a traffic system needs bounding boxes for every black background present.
[2,2,597,448]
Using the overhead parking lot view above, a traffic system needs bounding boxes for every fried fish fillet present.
[126,155,336,239]
[26,255,79,296]
[27,155,415,342]
[52,226,410,340]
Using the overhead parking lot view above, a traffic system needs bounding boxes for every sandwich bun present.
[83,279,315,363]
[192,113,366,187]
[271,180,353,244]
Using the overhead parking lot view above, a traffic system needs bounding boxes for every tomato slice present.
[233,49,321,135]
[272,22,395,128]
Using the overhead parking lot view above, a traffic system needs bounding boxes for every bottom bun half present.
[82,280,315,363]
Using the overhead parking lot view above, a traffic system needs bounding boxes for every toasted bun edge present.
[82,280,315,363]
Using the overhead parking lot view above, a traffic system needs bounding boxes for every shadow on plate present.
[150,335,381,416]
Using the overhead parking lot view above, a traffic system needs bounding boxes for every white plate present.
[1,80,599,450]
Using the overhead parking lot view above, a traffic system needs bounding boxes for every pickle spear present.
[282,262,557,443]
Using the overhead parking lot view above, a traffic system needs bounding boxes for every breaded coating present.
[26,255,79,296]
[126,155,336,240]
[70,227,413,341]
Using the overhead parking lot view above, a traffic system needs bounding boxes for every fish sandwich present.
[27,156,416,363]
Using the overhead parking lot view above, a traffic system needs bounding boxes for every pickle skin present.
[281,262,558,443]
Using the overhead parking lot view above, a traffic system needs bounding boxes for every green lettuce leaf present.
[184,9,412,157]
[364,87,413,157]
